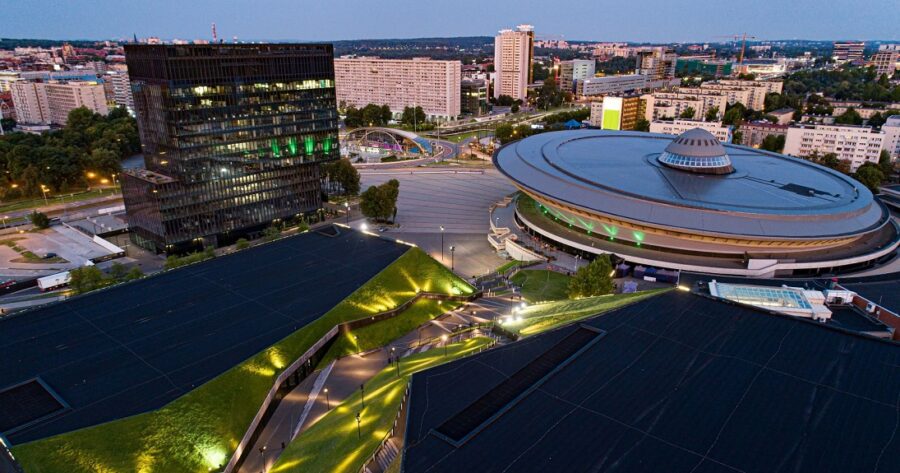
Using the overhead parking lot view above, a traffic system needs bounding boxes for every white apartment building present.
[577,74,649,97]
[784,124,885,172]
[334,57,461,121]
[0,71,21,93]
[494,25,534,101]
[650,120,733,142]
[881,115,900,159]
[682,85,753,110]
[635,47,677,81]
[558,59,595,92]
[106,71,134,113]
[10,80,108,126]
[642,90,728,121]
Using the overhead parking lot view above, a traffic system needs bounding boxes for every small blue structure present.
[563,119,582,130]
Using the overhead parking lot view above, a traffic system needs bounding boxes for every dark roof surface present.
[403,291,900,473]
[494,130,888,239]
[0,229,406,443]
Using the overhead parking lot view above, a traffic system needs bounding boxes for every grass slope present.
[510,269,571,302]
[272,337,493,473]
[13,247,473,473]
[509,289,670,337]
[323,298,462,361]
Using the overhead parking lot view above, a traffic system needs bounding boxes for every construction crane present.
[713,33,758,64]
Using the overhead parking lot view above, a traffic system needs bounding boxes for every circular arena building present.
[494,128,899,277]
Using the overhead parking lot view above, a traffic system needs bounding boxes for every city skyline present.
[3,0,899,42]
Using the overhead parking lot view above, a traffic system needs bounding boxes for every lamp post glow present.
[440,225,445,262]
[324,387,330,409]
[356,413,362,439]
[449,245,455,272]
[441,334,448,356]
[345,201,350,224]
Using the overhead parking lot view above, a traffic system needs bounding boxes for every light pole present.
[258,446,267,471]
[392,347,400,377]
[440,225,445,262]
[356,413,362,439]
[360,383,366,408]
[441,334,448,357]
[449,245,455,272]
[344,201,350,225]
[324,387,330,409]
[39,185,49,205]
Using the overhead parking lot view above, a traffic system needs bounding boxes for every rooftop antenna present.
[212,22,218,43]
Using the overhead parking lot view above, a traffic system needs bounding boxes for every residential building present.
[641,90,728,121]
[576,74,648,97]
[649,119,733,142]
[106,71,134,113]
[704,79,784,110]
[784,124,885,171]
[461,78,489,116]
[334,57,461,121]
[558,59,595,92]
[493,25,534,101]
[635,47,676,81]
[121,44,339,253]
[592,42,631,59]
[881,115,900,159]
[9,79,107,126]
[589,94,643,130]
[833,41,865,62]
[741,122,789,148]
[769,107,796,125]
[0,71,20,92]
[872,45,899,77]
[682,85,753,110]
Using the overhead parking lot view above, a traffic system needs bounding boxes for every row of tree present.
[0,107,139,199]
[803,150,893,192]
[342,103,392,128]
[69,263,144,295]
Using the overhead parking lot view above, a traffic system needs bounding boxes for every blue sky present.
[2,0,898,42]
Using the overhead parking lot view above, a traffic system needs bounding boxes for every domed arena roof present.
[659,128,733,174]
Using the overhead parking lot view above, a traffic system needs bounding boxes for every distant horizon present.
[3,0,898,43]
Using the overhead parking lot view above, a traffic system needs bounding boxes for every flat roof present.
[403,291,900,473]
[495,130,888,239]
[0,229,406,443]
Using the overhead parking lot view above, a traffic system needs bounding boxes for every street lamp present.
[39,185,49,205]
[392,347,400,377]
[449,245,455,272]
[344,201,350,225]
[360,222,368,232]
[324,388,330,409]
[440,225,445,262]
[356,413,362,439]
[441,334,448,356]
[360,383,365,408]
[258,446,267,469]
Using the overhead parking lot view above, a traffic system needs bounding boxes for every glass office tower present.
[121,44,338,253]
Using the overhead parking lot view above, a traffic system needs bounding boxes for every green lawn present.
[322,298,462,361]
[271,337,493,473]
[495,259,529,274]
[506,289,670,337]
[0,188,117,215]
[510,269,571,302]
[12,247,474,473]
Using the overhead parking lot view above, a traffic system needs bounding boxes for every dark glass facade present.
[121,44,338,252]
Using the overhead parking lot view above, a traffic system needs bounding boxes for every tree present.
[634,118,650,132]
[496,95,516,106]
[125,267,144,281]
[29,211,50,229]
[263,225,282,241]
[235,238,250,250]
[878,149,894,176]
[69,266,105,295]
[324,158,360,196]
[535,77,565,110]
[722,103,746,125]
[759,134,786,153]
[359,179,400,222]
[731,130,743,145]
[510,103,520,113]
[853,162,884,193]
[704,106,719,122]
[344,106,363,128]
[108,262,129,281]
[400,106,426,128]
[679,107,696,119]
[567,255,614,299]
[834,107,863,125]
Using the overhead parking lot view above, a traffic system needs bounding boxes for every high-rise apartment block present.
[589,95,643,130]
[784,124,884,172]
[649,119,733,143]
[872,45,899,77]
[641,90,727,121]
[493,25,534,101]
[881,115,900,160]
[106,71,134,113]
[121,44,339,253]
[10,79,107,126]
[334,57,461,120]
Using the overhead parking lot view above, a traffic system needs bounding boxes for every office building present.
[589,95,643,130]
[741,122,789,148]
[121,44,339,253]
[881,115,900,159]
[832,41,865,62]
[460,78,489,116]
[558,59,595,92]
[635,47,676,81]
[334,57,461,120]
[872,45,899,77]
[493,25,534,101]
[675,59,732,77]
[784,124,885,172]
[649,119,733,142]
[10,79,108,126]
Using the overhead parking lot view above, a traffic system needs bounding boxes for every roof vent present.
[659,128,733,175]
